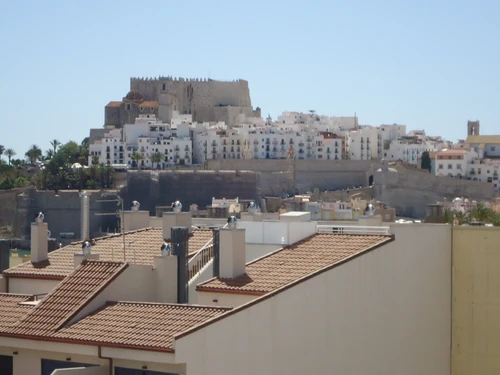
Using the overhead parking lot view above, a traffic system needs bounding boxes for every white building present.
[347,126,378,160]
[434,149,471,177]
[89,114,193,168]
[388,138,438,164]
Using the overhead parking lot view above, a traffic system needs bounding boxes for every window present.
[0,355,12,375]
[42,359,96,375]
[438,164,443,169]
[448,164,452,169]
[491,146,495,151]
[457,164,462,169]
[126,104,131,111]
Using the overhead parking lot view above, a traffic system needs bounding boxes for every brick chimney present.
[31,214,48,263]
[219,228,246,279]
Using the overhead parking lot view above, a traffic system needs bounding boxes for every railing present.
[188,223,228,282]
[317,225,390,235]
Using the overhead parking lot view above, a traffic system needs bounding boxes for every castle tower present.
[467,120,480,136]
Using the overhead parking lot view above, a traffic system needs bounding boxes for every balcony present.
[327,148,331,153]
[184,146,190,151]
[211,141,218,147]
[265,139,270,145]
[299,142,305,147]
[307,145,312,150]
[253,140,259,145]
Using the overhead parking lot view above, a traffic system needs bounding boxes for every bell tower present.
[467,120,480,136]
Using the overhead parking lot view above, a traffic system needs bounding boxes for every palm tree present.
[25,144,42,165]
[469,204,494,223]
[44,149,54,161]
[0,145,4,162]
[443,208,454,225]
[3,149,16,165]
[150,152,163,170]
[454,210,469,226]
[50,139,61,154]
[131,151,144,170]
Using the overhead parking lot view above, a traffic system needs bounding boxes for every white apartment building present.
[192,128,224,164]
[277,111,357,132]
[89,114,193,168]
[347,126,378,160]
[388,139,438,164]
[466,157,500,190]
[378,124,407,157]
[434,149,470,177]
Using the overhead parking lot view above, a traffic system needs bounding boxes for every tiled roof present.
[106,101,122,108]
[3,228,213,279]
[0,294,35,330]
[197,234,392,295]
[52,302,230,352]
[465,135,500,145]
[7,261,127,337]
[140,101,159,108]
[437,149,467,155]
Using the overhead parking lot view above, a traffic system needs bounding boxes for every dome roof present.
[125,89,144,102]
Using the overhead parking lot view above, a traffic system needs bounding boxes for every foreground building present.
[0,206,456,375]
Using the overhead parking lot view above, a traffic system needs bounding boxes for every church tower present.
[467,120,480,136]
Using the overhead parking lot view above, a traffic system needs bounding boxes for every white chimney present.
[31,214,48,263]
[162,212,192,240]
[80,191,89,241]
[219,228,246,279]
[124,210,150,231]
[154,254,178,303]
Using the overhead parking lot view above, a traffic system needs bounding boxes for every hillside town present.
[1,76,500,375]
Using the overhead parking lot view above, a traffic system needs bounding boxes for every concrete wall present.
[452,226,500,375]
[8,278,60,295]
[176,224,452,375]
[122,170,259,216]
[15,188,119,240]
[238,221,316,245]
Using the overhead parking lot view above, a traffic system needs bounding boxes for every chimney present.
[171,227,189,303]
[31,213,49,263]
[154,242,178,303]
[74,252,100,268]
[124,200,150,231]
[162,211,192,240]
[80,191,90,241]
[219,227,246,279]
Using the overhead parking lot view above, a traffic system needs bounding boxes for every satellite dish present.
[161,242,171,256]
[82,240,92,255]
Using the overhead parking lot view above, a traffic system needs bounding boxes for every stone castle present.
[104,76,261,128]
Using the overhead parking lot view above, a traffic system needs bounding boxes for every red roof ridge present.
[107,300,232,311]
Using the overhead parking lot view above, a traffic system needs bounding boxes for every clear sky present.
[1,0,499,159]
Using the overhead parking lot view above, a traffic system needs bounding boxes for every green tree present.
[79,137,90,165]
[0,178,14,190]
[50,139,61,154]
[131,152,144,170]
[454,210,469,226]
[421,151,431,172]
[150,152,163,170]
[469,204,495,223]
[3,148,16,165]
[13,176,29,188]
[25,145,42,164]
[443,208,454,224]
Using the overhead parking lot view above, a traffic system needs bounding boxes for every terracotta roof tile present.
[7,261,127,336]
[0,294,35,330]
[197,234,392,295]
[52,302,230,352]
[3,228,212,279]
[106,101,122,108]
[140,101,159,108]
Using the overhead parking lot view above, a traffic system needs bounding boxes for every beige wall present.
[197,291,256,308]
[452,226,500,375]
[8,278,61,295]
[0,344,106,375]
[177,224,452,375]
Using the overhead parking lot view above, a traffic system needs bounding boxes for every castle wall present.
[128,78,252,125]
[373,165,495,218]
[0,189,22,234]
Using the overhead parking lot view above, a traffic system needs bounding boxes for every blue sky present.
[1,0,499,159]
